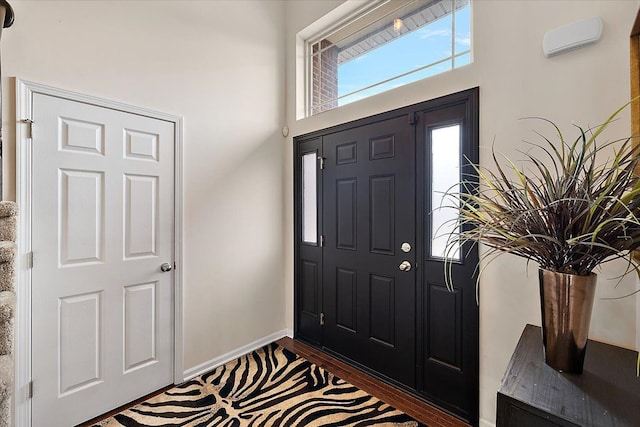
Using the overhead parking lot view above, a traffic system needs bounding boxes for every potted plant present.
[445,103,640,374]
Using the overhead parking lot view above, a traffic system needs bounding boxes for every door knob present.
[160,262,173,272]
[399,261,412,271]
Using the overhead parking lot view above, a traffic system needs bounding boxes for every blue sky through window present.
[337,4,471,106]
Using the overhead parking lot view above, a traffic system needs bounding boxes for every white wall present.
[284,1,640,425]
[2,0,287,372]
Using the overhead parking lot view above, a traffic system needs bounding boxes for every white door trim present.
[14,79,184,427]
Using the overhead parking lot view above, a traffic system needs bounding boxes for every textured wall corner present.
[0,292,14,356]
[0,262,15,293]
[0,355,13,427]
[0,202,17,243]
[0,201,17,427]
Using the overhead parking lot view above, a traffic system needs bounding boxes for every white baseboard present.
[479,418,496,427]
[183,329,291,380]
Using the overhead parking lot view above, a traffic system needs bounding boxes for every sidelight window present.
[302,152,318,244]
[430,123,461,260]
[306,0,472,116]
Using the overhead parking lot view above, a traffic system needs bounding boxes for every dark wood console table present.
[497,324,640,426]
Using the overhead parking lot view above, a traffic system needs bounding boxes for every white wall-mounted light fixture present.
[543,17,603,58]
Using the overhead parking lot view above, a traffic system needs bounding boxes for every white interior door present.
[30,92,175,426]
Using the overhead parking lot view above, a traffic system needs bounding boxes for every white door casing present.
[15,80,184,427]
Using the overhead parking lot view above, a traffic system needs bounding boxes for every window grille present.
[307,0,471,116]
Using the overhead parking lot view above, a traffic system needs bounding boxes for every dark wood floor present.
[80,337,471,427]
[277,337,470,427]
[77,385,174,426]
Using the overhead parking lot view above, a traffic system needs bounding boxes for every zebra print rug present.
[94,342,423,426]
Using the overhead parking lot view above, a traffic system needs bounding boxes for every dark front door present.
[322,115,416,386]
[294,88,479,425]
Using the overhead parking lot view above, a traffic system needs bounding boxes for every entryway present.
[15,80,183,427]
[294,88,479,425]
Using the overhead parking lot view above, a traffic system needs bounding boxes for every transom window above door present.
[306,0,472,116]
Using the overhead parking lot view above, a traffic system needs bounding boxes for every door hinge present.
[21,119,34,138]
[28,381,33,399]
[318,156,325,170]
[319,235,325,247]
[26,252,33,269]
[408,112,418,126]
[320,312,325,326]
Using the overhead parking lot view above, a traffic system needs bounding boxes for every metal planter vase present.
[538,269,597,374]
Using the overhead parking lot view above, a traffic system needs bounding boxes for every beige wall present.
[284,1,640,425]
[2,1,287,371]
[3,0,639,425]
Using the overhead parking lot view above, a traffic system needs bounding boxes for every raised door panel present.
[336,179,357,250]
[370,135,395,160]
[58,169,104,266]
[336,268,357,332]
[298,256,321,343]
[124,174,159,259]
[58,292,102,396]
[369,175,395,255]
[59,117,105,155]
[301,260,318,316]
[369,274,395,347]
[426,283,462,369]
[124,129,159,162]
[123,282,158,373]
[336,142,357,164]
